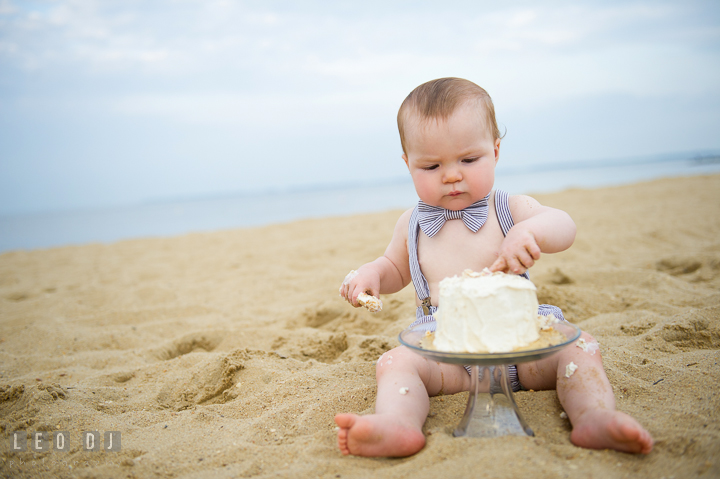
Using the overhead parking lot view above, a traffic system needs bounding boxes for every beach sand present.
[1,174,719,478]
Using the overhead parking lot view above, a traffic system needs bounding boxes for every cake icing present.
[433,269,541,353]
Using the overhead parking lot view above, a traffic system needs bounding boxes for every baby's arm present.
[339,209,412,307]
[490,195,576,274]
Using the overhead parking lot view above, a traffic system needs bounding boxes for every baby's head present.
[398,78,502,210]
[397,78,501,155]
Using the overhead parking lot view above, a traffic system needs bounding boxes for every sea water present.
[1,155,719,252]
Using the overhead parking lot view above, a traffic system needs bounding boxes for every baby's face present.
[403,103,500,210]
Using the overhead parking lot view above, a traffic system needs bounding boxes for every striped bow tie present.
[417,194,490,237]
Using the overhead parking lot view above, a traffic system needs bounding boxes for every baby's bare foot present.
[334,413,425,457]
[570,409,653,454]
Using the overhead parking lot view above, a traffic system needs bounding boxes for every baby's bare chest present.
[416,219,505,305]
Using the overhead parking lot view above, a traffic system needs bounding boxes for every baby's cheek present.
[412,178,437,204]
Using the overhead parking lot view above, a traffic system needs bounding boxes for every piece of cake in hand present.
[433,269,541,353]
[357,292,383,313]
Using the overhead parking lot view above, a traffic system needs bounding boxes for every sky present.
[1,0,719,216]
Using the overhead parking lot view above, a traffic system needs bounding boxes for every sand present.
[1,174,719,479]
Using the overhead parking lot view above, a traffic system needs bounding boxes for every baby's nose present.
[443,167,462,183]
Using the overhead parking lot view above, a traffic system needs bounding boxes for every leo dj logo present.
[9,431,121,452]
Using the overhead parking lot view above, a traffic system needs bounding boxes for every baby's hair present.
[397,77,502,155]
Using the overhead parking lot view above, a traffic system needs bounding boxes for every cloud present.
[111,91,398,129]
[1,0,719,214]
[2,1,718,115]
[1,1,714,78]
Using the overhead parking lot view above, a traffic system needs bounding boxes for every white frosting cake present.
[433,269,541,353]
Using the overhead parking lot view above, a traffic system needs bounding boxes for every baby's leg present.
[518,331,653,454]
[335,346,470,457]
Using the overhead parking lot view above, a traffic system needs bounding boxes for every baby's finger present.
[506,256,526,275]
[489,256,508,273]
[527,242,541,260]
[516,249,535,269]
[344,284,356,304]
[340,270,357,294]
[342,270,359,285]
[350,286,363,308]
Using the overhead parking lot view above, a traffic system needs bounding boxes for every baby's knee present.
[375,346,423,378]
[579,330,597,343]
[577,331,601,356]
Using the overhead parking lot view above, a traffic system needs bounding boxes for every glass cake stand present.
[398,321,581,438]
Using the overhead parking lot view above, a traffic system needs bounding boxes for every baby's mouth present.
[448,190,463,197]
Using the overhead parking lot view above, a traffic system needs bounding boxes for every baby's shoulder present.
[507,194,544,222]
[392,207,414,231]
[386,208,414,245]
[399,207,415,221]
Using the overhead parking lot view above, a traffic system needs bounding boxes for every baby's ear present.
[494,139,501,164]
[402,154,409,168]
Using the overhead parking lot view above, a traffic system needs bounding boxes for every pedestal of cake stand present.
[454,364,532,437]
[397,320,581,439]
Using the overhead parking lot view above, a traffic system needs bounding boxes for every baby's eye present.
[462,157,479,164]
[422,164,439,171]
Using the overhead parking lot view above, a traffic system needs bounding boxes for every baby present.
[335,78,653,457]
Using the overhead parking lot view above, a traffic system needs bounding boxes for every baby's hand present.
[489,227,541,275]
[338,268,380,308]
